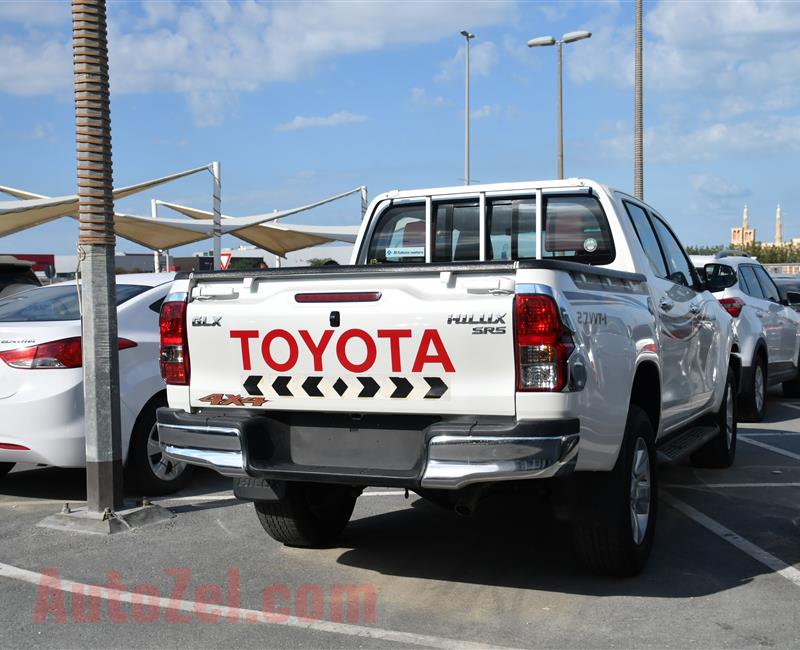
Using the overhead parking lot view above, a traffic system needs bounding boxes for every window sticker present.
[386,246,425,259]
[583,237,598,253]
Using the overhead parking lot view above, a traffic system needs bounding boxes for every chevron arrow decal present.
[389,376,413,398]
[272,376,293,397]
[357,376,380,398]
[244,374,448,399]
[243,375,263,396]
[301,376,324,398]
[423,376,448,399]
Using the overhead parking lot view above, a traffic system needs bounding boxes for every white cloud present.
[602,115,800,163]
[275,111,367,132]
[0,1,70,25]
[689,174,748,199]
[411,87,445,107]
[436,41,499,81]
[569,1,800,99]
[471,104,503,120]
[0,1,514,126]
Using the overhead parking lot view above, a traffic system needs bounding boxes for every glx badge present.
[192,316,222,327]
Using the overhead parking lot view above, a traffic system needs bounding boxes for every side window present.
[486,198,537,260]
[738,266,764,299]
[432,201,480,262]
[736,266,751,294]
[650,215,695,288]
[486,194,615,264]
[149,297,165,314]
[624,202,667,278]
[754,266,780,302]
[365,204,426,264]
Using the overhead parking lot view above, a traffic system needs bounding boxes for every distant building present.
[731,205,756,246]
[760,205,793,248]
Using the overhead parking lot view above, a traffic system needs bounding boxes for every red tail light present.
[514,294,574,392]
[0,337,137,369]
[719,297,744,318]
[160,300,190,385]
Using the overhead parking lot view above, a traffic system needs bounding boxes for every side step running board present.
[656,425,719,464]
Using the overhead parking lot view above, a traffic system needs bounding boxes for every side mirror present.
[786,291,800,305]
[704,263,737,292]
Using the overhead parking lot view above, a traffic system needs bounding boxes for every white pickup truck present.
[157,178,737,576]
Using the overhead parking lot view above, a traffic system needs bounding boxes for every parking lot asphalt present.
[1,394,800,649]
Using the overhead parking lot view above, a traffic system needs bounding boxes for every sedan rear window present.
[0,284,149,322]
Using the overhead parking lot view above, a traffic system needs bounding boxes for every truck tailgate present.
[185,271,516,416]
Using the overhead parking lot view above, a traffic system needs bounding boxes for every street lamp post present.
[461,30,475,185]
[528,31,591,179]
[634,0,644,199]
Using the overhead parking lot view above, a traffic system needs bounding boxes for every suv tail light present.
[514,294,574,392]
[160,297,190,385]
[0,337,137,369]
[719,297,744,318]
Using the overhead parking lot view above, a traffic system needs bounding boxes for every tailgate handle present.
[194,286,239,300]
[466,278,515,295]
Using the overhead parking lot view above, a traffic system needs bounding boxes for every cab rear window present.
[365,194,614,265]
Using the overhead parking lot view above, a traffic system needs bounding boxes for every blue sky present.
[1,0,799,256]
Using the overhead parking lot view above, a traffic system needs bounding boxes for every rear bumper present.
[157,408,579,489]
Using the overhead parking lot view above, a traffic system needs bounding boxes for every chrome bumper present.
[159,422,246,477]
[420,433,579,489]
[158,410,579,488]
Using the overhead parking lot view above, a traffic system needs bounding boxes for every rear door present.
[739,264,783,367]
[625,201,715,431]
[649,212,720,413]
[753,265,795,368]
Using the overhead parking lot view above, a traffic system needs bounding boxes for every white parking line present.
[739,435,800,462]
[0,561,509,650]
[665,482,800,489]
[0,490,410,510]
[737,431,800,437]
[663,493,800,589]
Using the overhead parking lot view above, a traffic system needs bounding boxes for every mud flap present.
[233,477,287,502]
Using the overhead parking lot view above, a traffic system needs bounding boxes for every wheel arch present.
[123,389,167,465]
[629,361,660,436]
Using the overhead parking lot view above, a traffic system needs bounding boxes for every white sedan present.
[0,273,192,494]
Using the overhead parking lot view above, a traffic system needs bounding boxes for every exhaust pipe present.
[454,485,487,517]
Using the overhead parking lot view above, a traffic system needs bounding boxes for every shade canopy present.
[0,165,208,238]
[0,174,361,256]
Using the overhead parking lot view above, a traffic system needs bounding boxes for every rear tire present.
[127,396,193,496]
[692,366,737,468]
[571,406,657,577]
[254,482,357,547]
[0,463,13,480]
[739,354,766,422]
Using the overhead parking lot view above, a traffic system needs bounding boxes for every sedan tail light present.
[160,297,190,385]
[719,297,744,318]
[514,294,574,392]
[0,337,137,369]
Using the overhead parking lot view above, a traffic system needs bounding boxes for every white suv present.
[694,252,800,421]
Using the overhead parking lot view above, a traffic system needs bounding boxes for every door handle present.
[659,298,674,312]
[689,301,702,315]
[756,311,765,319]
